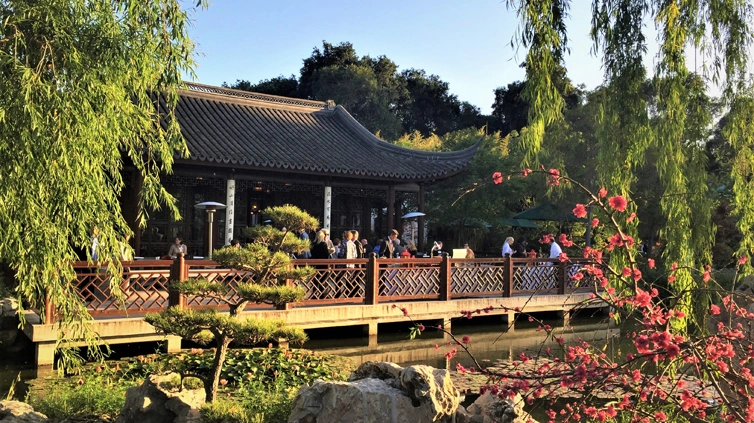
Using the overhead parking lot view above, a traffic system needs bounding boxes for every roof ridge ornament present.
[326,99,336,110]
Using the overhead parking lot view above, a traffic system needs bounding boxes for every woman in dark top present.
[310,230,330,259]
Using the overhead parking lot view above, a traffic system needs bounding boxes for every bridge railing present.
[53,254,601,321]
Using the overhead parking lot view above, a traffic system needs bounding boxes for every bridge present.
[23,255,606,365]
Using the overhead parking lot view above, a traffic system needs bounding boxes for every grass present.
[27,374,139,420]
[24,348,349,422]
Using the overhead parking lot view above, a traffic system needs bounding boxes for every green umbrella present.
[500,218,541,228]
[512,203,586,222]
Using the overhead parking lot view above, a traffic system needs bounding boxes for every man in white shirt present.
[548,235,562,265]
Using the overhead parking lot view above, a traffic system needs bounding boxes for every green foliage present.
[236,284,306,307]
[27,374,138,420]
[230,41,488,141]
[146,307,306,346]
[0,0,205,362]
[116,349,348,389]
[201,390,295,423]
[146,205,316,402]
[225,75,299,98]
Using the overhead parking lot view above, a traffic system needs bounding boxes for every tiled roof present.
[170,83,480,181]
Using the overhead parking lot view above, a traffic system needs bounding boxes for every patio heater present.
[195,201,226,259]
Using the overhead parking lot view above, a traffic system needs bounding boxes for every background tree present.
[229,41,492,141]
[224,75,299,97]
[0,0,204,362]
[507,0,754,327]
[145,205,315,402]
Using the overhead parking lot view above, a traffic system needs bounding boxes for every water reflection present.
[304,314,620,370]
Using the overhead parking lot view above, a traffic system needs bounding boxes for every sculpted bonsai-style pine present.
[146,205,317,402]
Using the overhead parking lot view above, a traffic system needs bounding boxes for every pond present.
[0,310,619,401]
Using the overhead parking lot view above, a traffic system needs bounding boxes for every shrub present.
[27,374,138,420]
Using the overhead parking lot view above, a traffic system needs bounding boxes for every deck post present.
[364,253,379,305]
[44,293,56,324]
[35,342,56,367]
[557,260,567,295]
[168,254,188,308]
[503,256,513,297]
[439,253,451,301]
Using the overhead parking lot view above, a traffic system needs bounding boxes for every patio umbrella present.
[401,212,426,219]
[500,218,541,228]
[512,203,586,223]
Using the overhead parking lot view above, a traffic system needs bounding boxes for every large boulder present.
[289,362,461,423]
[0,400,47,423]
[116,374,204,423]
[456,392,538,423]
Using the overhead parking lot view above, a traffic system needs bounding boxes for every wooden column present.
[439,253,451,301]
[168,254,188,308]
[387,185,395,231]
[362,196,371,241]
[557,261,568,295]
[418,185,425,251]
[394,191,402,232]
[364,253,379,305]
[503,256,513,297]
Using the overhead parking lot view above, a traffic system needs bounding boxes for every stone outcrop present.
[456,392,538,423]
[0,400,48,423]
[288,361,460,423]
[0,299,20,350]
[116,374,204,423]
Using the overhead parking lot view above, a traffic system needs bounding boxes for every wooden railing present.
[47,254,601,322]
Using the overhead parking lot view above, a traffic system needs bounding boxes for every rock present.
[459,393,538,423]
[289,362,461,423]
[116,374,204,423]
[0,299,17,317]
[0,400,48,423]
[348,361,403,384]
[399,365,459,418]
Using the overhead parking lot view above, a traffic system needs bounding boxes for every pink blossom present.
[492,172,503,185]
[591,218,599,227]
[648,258,655,269]
[608,195,628,212]
[599,187,607,198]
[572,204,587,218]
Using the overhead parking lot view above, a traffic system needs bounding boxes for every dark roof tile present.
[174,83,480,181]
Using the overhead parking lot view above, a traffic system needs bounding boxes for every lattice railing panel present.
[379,267,439,296]
[296,268,366,300]
[77,269,170,314]
[513,266,557,291]
[566,263,600,290]
[451,265,505,294]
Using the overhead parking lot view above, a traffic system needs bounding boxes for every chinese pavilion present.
[123,83,480,257]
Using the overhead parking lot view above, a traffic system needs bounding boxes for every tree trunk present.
[206,336,232,403]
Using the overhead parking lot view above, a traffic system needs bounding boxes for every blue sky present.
[185,1,662,114]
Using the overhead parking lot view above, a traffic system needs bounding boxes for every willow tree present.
[0,0,204,361]
[146,205,314,402]
[507,0,754,329]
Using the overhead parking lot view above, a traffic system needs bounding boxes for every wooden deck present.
[25,256,606,365]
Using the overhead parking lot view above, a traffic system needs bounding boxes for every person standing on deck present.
[547,235,562,265]
[379,230,398,258]
[502,237,514,257]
